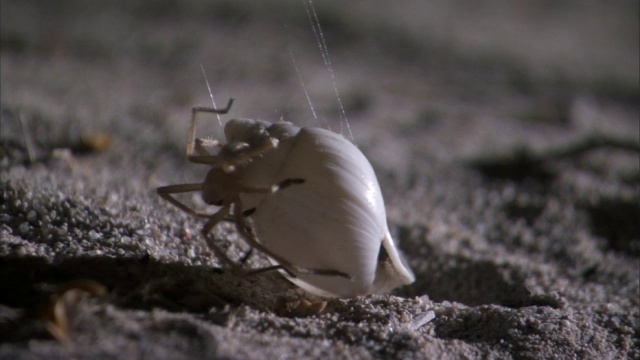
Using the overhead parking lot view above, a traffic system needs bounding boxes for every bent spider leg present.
[238,247,254,264]
[157,183,211,218]
[231,198,352,280]
[203,233,242,272]
[187,98,234,157]
[200,204,242,272]
[187,141,265,171]
[244,264,288,277]
[229,197,297,277]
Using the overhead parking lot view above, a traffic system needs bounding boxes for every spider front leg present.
[157,183,211,218]
[187,98,234,158]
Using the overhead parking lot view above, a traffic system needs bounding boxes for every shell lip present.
[381,230,415,285]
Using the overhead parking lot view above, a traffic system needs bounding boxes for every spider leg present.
[230,197,296,276]
[231,197,352,280]
[187,137,277,168]
[187,98,234,157]
[200,204,242,271]
[238,247,254,264]
[157,183,211,218]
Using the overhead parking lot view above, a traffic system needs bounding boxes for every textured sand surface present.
[1,1,638,359]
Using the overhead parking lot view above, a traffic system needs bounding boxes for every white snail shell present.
[228,119,415,298]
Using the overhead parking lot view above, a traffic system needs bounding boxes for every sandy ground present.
[1,1,638,359]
